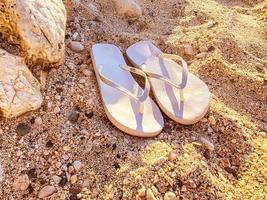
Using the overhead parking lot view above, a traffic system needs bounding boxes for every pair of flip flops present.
[91,41,210,137]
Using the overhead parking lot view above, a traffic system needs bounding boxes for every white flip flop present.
[91,44,164,137]
[126,41,210,125]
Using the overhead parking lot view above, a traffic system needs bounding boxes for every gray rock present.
[0,163,4,182]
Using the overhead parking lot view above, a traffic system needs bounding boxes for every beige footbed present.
[91,44,164,137]
[126,41,211,125]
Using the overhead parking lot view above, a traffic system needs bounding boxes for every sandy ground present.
[0,0,267,199]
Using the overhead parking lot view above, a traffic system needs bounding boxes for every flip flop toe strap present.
[97,64,150,114]
[142,53,188,90]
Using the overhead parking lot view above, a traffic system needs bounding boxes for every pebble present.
[54,106,61,113]
[83,69,92,76]
[79,78,86,84]
[63,145,71,152]
[146,188,157,200]
[168,151,178,161]
[68,166,75,174]
[136,186,146,198]
[68,110,80,123]
[68,41,85,53]
[73,160,82,171]
[72,32,79,41]
[164,192,177,200]
[70,175,78,184]
[38,185,56,198]
[220,158,231,168]
[208,116,216,125]
[13,174,30,191]
[52,175,62,184]
[16,123,31,137]
[114,0,142,19]
[0,129,3,134]
[34,117,42,125]
[62,154,69,160]
[198,137,215,151]
[0,163,3,182]
[196,52,208,58]
[55,161,62,169]
[184,44,194,56]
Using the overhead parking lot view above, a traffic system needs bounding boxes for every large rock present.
[0,49,42,118]
[0,0,66,65]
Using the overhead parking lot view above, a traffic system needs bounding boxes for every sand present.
[0,0,266,199]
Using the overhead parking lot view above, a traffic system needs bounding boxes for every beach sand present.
[0,0,266,199]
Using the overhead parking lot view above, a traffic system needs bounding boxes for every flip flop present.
[91,44,164,137]
[126,41,210,125]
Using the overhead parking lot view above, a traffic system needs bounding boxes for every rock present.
[68,110,80,123]
[52,175,62,184]
[68,41,85,53]
[13,174,30,191]
[34,117,42,125]
[208,116,216,125]
[164,192,177,200]
[146,188,157,200]
[0,49,43,118]
[82,69,92,76]
[38,185,56,198]
[16,123,31,137]
[113,0,142,19]
[196,52,208,58]
[0,163,4,182]
[70,175,78,184]
[136,186,146,199]
[168,151,178,161]
[195,137,215,151]
[184,44,194,56]
[0,0,66,65]
[73,160,82,171]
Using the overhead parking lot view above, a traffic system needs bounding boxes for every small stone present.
[38,185,56,198]
[63,146,71,152]
[184,44,194,56]
[0,163,3,182]
[73,160,82,171]
[114,0,142,19]
[72,32,79,41]
[44,150,50,156]
[68,166,75,173]
[68,41,85,53]
[83,69,92,76]
[198,137,215,151]
[196,52,208,58]
[54,106,61,113]
[68,110,80,123]
[136,186,146,198]
[16,123,31,137]
[231,139,237,144]
[55,161,62,168]
[168,151,178,161]
[181,185,187,192]
[70,175,78,184]
[220,158,231,168]
[208,116,216,125]
[199,46,208,52]
[62,154,69,160]
[13,174,30,191]
[34,117,42,125]
[79,78,86,84]
[146,188,157,200]
[164,192,177,200]
[52,175,62,184]
[208,126,213,133]
[0,129,3,134]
